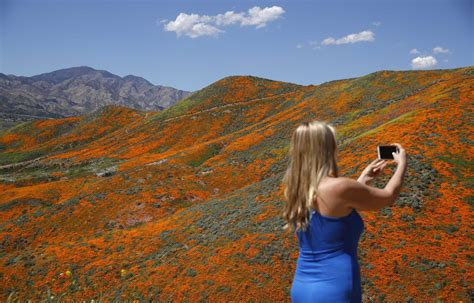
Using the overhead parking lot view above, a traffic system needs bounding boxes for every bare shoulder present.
[329,176,360,193]
[317,176,357,214]
[329,176,394,211]
[326,177,368,204]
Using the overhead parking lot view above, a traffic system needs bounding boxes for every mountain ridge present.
[0,66,193,130]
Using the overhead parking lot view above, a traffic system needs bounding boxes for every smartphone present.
[377,145,399,160]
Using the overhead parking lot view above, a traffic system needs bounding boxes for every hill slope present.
[0,66,472,302]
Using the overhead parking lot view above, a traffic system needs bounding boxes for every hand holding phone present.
[378,143,407,165]
[377,145,398,160]
[390,143,407,165]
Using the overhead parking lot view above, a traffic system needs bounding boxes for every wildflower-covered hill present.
[0,67,472,302]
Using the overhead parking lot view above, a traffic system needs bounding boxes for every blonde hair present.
[281,120,339,233]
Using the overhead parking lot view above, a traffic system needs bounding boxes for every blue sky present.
[1,0,472,91]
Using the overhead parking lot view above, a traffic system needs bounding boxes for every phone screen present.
[378,145,398,160]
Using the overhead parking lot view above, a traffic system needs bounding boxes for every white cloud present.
[214,11,245,26]
[240,6,285,28]
[372,21,381,26]
[163,13,223,38]
[296,43,303,49]
[411,56,438,69]
[164,6,285,38]
[433,46,450,54]
[409,48,420,55]
[321,30,375,45]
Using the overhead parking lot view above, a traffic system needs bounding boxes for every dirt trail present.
[162,91,302,123]
[0,156,47,170]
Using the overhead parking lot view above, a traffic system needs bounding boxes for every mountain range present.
[0,66,193,129]
[0,66,472,301]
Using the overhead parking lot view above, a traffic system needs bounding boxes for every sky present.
[1,0,472,92]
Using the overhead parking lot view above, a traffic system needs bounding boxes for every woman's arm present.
[338,161,407,211]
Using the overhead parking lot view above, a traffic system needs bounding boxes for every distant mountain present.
[0,66,193,129]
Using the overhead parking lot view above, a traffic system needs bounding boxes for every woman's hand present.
[357,158,387,185]
[390,142,407,166]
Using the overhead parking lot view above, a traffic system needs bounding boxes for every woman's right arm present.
[336,143,408,211]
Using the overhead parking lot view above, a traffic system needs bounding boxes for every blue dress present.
[291,207,365,302]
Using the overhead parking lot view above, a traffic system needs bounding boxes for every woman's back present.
[290,178,365,303]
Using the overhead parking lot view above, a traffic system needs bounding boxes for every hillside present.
[0,66,472,302]
[0,66,193,130]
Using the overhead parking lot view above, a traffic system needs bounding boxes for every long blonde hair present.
[282,120,339,233]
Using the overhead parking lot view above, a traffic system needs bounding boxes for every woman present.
[282,120,407,302]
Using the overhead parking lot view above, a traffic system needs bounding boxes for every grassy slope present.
[0,67,472,302]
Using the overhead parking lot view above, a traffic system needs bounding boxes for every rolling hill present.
[0,66,472,302]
